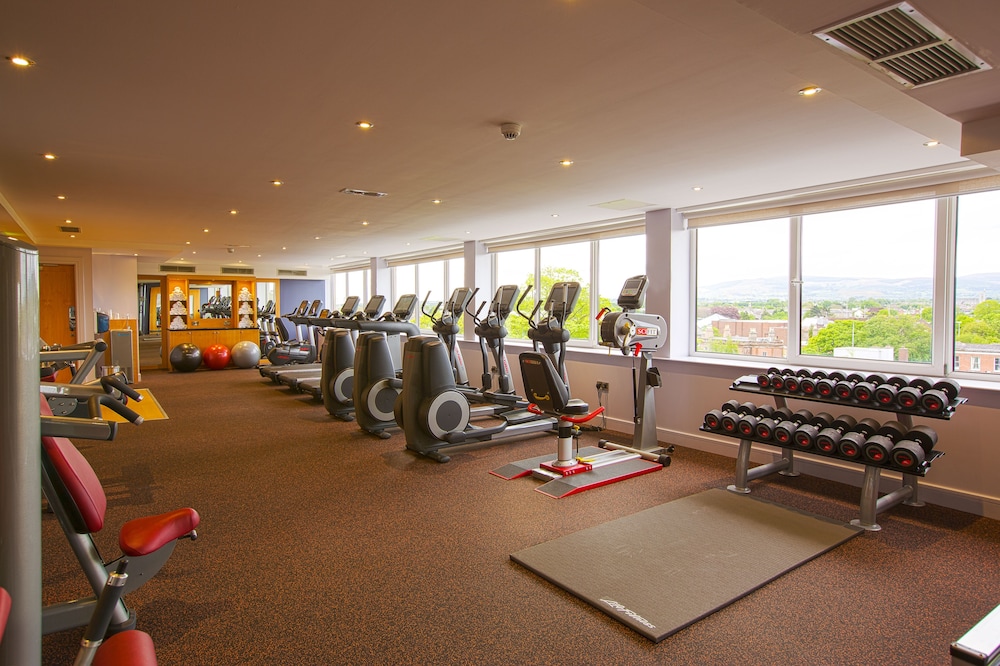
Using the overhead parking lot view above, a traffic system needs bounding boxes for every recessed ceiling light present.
[314,236,321,240]
[69,234,76,238]
[55,194,66,200]
[192,251,196,255]
[203,228,209,233]
[551,214,559,218]
[133,253,138,257]
[558,159,574,167]
[7,55,35,67]
[692,186,703,191]
[361,220,369,226]
[798,86,822,96]
[923,140,940,147]
[405,242,411,246]
[65,219,72,224]
[186,241,191,245]
[362,250,368,255]
[431,199,442,204]
[257,254,262,258]
[335,254,346,258]
[42,153,57,160]
[282,246,287,250]
[356,121,374,129]
[270,180,284,186]
[229,209,239,215]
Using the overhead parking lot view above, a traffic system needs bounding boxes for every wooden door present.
[39,263,77,382]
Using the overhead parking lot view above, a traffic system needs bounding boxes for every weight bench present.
[40,396,200,635]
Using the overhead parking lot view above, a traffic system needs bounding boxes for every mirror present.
[189,282,233,328]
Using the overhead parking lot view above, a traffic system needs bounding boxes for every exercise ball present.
[169,343,202,372]
[231,340,261,368]
[203,343,231,370]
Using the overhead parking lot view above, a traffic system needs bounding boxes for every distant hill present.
[698,273,1000,302]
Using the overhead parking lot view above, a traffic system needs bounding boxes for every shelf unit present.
[710,374,962,531]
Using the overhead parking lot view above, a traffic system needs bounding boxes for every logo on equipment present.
[599,598,656,629]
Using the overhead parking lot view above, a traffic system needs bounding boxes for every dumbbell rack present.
[714,374,963,531]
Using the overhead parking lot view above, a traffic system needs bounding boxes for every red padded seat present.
[120,508,200,556]
[93,630,158,666]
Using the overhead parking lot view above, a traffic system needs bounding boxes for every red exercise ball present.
[202,343,231,370]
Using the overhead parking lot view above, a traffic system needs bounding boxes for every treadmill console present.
[543,281,580,318]
[617,275,648,311]
[362,295,387,319]
[339,295,360,316]
[393,294,418,319]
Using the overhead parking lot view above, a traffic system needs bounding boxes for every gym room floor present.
[41,367,1000,665]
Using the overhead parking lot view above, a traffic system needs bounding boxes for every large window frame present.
[389,254,464,331]
[688,181,1000,382]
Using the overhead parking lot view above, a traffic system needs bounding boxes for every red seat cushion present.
[93,630,158,666]
[0,587,11,643]
[119,508,201,556]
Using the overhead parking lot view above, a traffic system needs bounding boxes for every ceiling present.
[2,0,999,276]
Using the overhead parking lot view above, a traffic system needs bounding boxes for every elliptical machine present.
[422,287,475,385]
[396,282,581,462]
[595,275,673,464]
[467,284,521,397]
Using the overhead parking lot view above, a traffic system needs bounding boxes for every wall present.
[279,279,326,314]
[92,254,138,319]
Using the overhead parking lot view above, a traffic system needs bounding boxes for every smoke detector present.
[500,122,522,141]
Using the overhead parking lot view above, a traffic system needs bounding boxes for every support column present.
[0,236,41,666]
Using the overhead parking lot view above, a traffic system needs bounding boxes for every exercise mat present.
[101,388,169,422]
[511,487,861,642]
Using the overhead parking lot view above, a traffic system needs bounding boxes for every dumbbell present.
[833,373,866,400]
[736,403,789,437]
[861,421,908,464]
[772,409,815,445]
[895,377,932,410]
[851,373,888,403]
[873,376,911,406]
[754,407,793,440]
[890,425,938,469]
[792,412,835,450]
[814,371,845,398]
[814,415,859,454]
[719,402,757,434]
[920,378,961,413]
[703,399,742,430]
[755,368,781,389]
[798,374,819,395]
[834,418,881,459]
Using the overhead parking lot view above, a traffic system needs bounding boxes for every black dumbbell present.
[811,370,829,379]
[896,377,932,410]
[852,373,887,403]
[890,425,939,469]
[833,372,866,400]
[814,415,859,454]
[772,409,815,445]
[861,421,908,464]
[720,402,757,433]
[756,368,779,389]
[920,378,961,413]
[754,407,793,441]
[754,404,775,419]
[704,399,744,430]
[792,412,835,450]
[781,373,802,393]
[873,376,911,406]
[736,412,761,437]
[795,368,813,378]
[814,376,837,398]
[835,418,881,459]
[798,375,818,395]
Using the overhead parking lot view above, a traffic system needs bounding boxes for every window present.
[330,268,369,312]
[491,232,645,345]
[695,218,789,357]
[800,200,935,366]
[393,264,416,322]
[689,179,1000,381]
[954,189,1000,375]
[388,256,464,331]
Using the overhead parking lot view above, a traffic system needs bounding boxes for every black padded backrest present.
[275,318,298,342]
[519,352,570,413]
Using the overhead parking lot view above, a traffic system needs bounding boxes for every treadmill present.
[259,296,361,382]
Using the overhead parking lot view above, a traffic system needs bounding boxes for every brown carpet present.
[40,367,1000,665]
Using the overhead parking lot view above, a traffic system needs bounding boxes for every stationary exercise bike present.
[594,275,673,465]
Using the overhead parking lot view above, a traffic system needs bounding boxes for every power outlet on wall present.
[596,381,609,392]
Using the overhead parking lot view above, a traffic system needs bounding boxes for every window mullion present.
[787,216,803,364]
[934,196,957,375]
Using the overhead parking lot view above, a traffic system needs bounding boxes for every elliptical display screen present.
[543,281,580,316]
[494,285,520,317]
[362,295,386,317]
[447,288,473,314]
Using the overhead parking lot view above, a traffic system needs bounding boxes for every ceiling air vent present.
[159,264,196,273]
[59,225,81,233]
[277,269,308,277]
[340,187,388,198]
[221,266,255,275]
[814,2,990,88]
